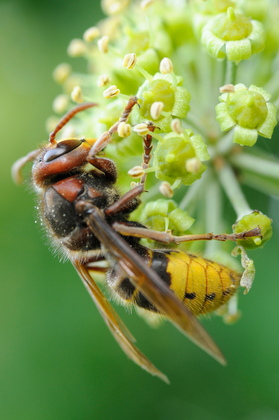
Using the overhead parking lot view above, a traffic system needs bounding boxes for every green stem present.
[179,174,207,211]
[185,113,208,138]
[213,130,234,156]
[221,58,227,86]
[229,153,279,179]
[217,162,251,219]
[204,171,223,256]
[225,61,238,85]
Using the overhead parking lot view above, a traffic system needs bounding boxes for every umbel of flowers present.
[50,0,278,306]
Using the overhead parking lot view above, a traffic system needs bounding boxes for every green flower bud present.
[216,84,278,146]
[233,210,273,249]
[153,131,209,185]
[140,199,194,237]
[202,7,265,62]
[228,90,267,128]
[133,73,191,131]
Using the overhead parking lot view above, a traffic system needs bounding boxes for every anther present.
[71,86,84,103]
[123,53,137,69]
[97,74,110,87]
[133,123,150,136]
[98,36,109,54]
[67,39,87,57]
[150,102,164,120]
[160,57,173,74]
[103,85,120,98]
[159,181,174,198]
[53,63,72,84]
[83,26,100,42]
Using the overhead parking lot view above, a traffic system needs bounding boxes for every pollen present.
[97,35,110,54]
[123,53,137,70]
[133,123,150,136]
[150,101,164,120]
[53,63,72,84]
[67,39,87,57]
[83,26,100,42]
[97,74,111,87]
[128,166,145,178]
[171,118,182,134]
[117,122,132,138]
[103,85,120,98]
[185,158,202,174]
[71,86,84,103]
[160,57,173,74]
[102,0,130,15]
[220,84,235,93]
[159,181,174,198]
[52,94,70,114]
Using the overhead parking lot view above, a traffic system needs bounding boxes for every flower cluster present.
[50,0,279,306]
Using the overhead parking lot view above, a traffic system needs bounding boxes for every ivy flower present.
[132,71,191,132]
[201,7,265,62]
[216,84,277,146]
[153,130,209,185]
[233,210,273,250]
[140,199,195,239]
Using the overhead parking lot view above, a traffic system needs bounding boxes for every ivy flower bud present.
[201,7,265,62]
[232,210,273,249]
[153,131,209,186]
[216,84,277,146]
[134,73,191,131]
[140,199,195,239]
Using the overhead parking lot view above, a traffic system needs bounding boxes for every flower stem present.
[225,61,238,85]
[185,113,208,138]
[204,171,223,255]
[229,153,279,179]
[179,174,207,211]
[217,162,251,219]
[214,130,234,156]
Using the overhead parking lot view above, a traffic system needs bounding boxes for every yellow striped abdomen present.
[111,246,240,316]
[165,250,240,316]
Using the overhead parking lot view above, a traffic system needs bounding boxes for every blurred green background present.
[1,1,279,419]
